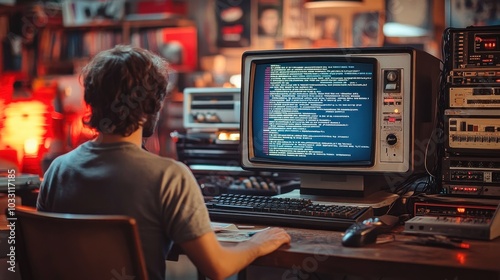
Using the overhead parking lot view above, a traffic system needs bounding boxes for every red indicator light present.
[388,117,396,122]
[460,243,470,249]
[483,41,497,49]
[456,253,466,264]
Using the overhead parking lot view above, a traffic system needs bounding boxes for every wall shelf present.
[36,17,195,76]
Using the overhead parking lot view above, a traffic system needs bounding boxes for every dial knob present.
[386,134,398,145]
[195,113,205,122]
[386,71,398,82]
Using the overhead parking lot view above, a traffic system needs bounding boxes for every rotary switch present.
[384,69,400,92]
[386,133,398,145]
[386,71,398,82]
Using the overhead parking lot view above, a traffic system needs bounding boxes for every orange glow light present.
[218,132,240,141]
[457,207,466,214]
[24,138,40,156]
[1,101,48,163]
[218,132,229,141]
[229,133,240,141]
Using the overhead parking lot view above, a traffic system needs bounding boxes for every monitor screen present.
[240,48,441,196]
[250,58,377,166]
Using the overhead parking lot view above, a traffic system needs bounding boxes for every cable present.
[422,29,453,185]
[425,27,454,193]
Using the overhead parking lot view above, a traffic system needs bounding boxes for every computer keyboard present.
[206,194,374,231]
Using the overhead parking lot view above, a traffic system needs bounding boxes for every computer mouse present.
[341,215,399,247]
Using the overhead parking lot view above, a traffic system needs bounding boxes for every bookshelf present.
[0,14,6,75]
[0,4,18,75]
[37,16,196,76]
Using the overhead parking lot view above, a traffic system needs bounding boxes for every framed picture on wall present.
[257,0,283,38]
[446,0,500,27]
[62,0,125,26]
[304,0,384,48]
[282,0,307,38]
[216,0,251,48]
[310,14,342,47]
[352,12,383,47]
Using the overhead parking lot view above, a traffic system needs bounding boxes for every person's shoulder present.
[156,156,191,174]
[137,151,190,172]
[49,144,84,164]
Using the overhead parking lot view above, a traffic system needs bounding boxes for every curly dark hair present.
[81,45,169,136]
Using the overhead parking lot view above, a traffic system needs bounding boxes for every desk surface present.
[236,226,500,280]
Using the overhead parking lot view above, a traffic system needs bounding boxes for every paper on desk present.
[211,222,239,232]
[211,222,270,242]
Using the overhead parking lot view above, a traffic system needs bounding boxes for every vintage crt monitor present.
[240,47,441,197]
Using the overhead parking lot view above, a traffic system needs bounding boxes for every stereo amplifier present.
[446,26,500,86]
[404,202,500,240]
[441,155,500,197]
[449,87,500,108]
[414,201,498,217]
[183,87,241,129]
[445,109,500,155]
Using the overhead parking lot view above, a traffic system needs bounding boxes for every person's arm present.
[179,227,290,280]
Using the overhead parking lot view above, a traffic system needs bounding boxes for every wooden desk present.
[238,227,500,280]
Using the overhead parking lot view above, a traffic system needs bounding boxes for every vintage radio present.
[444,26,500,112]
[441,155,500,197]
[445,26,500,86]
[183,87,241,129]
[448,86,500,108]
[444,109,500,155]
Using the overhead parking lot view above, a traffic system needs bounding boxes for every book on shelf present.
[39,29,123,61]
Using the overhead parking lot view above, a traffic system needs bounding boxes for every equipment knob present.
[386,71,398,82]
[386,134,398,145]
[205,113,221,123]
[195,113,205,122]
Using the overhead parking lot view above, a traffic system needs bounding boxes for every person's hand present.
[246,227,291,256]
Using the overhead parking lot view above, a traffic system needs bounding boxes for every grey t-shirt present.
[37,141,212,280]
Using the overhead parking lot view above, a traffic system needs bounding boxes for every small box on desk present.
[404,195,500,240]
[410,193,499,217]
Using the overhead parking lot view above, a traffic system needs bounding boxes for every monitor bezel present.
[240,48,426,178]
[246,56,378,168]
